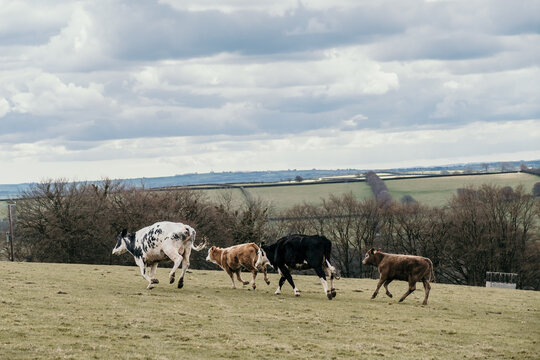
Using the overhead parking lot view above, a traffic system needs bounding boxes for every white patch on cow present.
[256,248,272,269]
[112,238,128,255]
[275,287,281,295]
[320,277,329,294]
[293,288,301,296]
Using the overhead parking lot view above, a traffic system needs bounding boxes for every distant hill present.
[1,159,538,200]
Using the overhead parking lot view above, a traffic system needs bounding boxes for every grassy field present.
[383,172,539,206]
[197,173,539,210]
[1,261,538,359]
[200,182,374,212]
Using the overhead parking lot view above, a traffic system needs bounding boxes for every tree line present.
[3,178,539,289]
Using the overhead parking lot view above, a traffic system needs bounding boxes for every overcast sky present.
[1,0,539,184]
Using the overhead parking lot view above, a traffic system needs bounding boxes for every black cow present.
[257,234,338,300]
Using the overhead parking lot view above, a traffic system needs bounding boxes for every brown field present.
[1,261,539,359]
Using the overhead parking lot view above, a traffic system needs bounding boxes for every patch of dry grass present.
[1,261,539,359]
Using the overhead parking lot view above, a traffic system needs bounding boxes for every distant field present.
[197,172,539,210]
[386,172,539,206]
[1,261,538,359]
[246,182,373,211]
[0,201,8,221]
[198,182,373,212]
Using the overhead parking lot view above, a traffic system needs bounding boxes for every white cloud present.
[0,98,10,118]
[1,0,539,184]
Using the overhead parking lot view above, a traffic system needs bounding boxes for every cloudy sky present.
[1,0,539,184]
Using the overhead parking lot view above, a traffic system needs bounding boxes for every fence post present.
[8,203,15,262]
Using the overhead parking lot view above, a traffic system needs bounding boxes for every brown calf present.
[362,248,434,305]
[206,243,270,289]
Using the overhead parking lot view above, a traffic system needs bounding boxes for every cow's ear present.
[121,229,128,237]
[260,241,266,247]
[370,248,376,254]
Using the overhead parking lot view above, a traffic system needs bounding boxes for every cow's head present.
[256,242,274,269]
[362,248,380,266]
[205,246,218,264]
[112,229,129,255]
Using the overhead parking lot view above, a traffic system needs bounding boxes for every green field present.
[385,172,539,206]
[1,261,538,359]
[200,182,373,212]
[197,173,539,210]
[246,182,373,211]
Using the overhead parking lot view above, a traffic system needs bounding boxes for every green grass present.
[386,172,539,206]
[200,182,373,212]
[1,262,538,359]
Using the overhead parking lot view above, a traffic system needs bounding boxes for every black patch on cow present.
[127,233,143,258]
[172,232,186,241]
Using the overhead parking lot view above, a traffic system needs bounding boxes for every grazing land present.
[385,172,539,206]
[1,261,538,359]
[197,173,539,210]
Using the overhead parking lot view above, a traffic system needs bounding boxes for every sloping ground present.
[385,172,539,206]
[1,261,538,359]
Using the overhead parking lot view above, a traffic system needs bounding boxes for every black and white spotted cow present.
[112,221,206,290]
[257,234,339,300]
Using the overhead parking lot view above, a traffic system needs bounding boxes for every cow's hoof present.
[151,279,159,284]
[331,289,337,298]
[274,291,281,295]
[177,278,184,289]
[422,301,428,305]
[169,276,175,284]
[265,280,270,285]
[387,293,393,298]
[242,281,249,286]
[326,292,333,300]
[252,284,256,290]
[147,284,154,290]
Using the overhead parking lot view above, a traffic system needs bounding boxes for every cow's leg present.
[243,263,258,289]
[134,257,154,289]
[399,281,417,303]
[324,260,336,298]
[372,276,387,299]
[149,263,159,284]
[275,275,287,295]
[235,269,250,286]
[226,268,236,288]
[162,245,184,285]
[314,266,332,300]
[279,266,300,296]
[383,279,393,298]
[422,279,431,305]
[176,246,192,289]
[261,265,270,285]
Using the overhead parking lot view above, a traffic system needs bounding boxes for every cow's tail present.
[325,241,340,280]
[189,229,207,251]
[427,258,436,283]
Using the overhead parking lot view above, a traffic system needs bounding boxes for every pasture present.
[196,172,538,210]
[1,261,538,359]
[385,172,539,206]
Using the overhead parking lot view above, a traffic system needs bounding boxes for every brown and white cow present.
[362,248,434,305]
[206,243,270,289]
